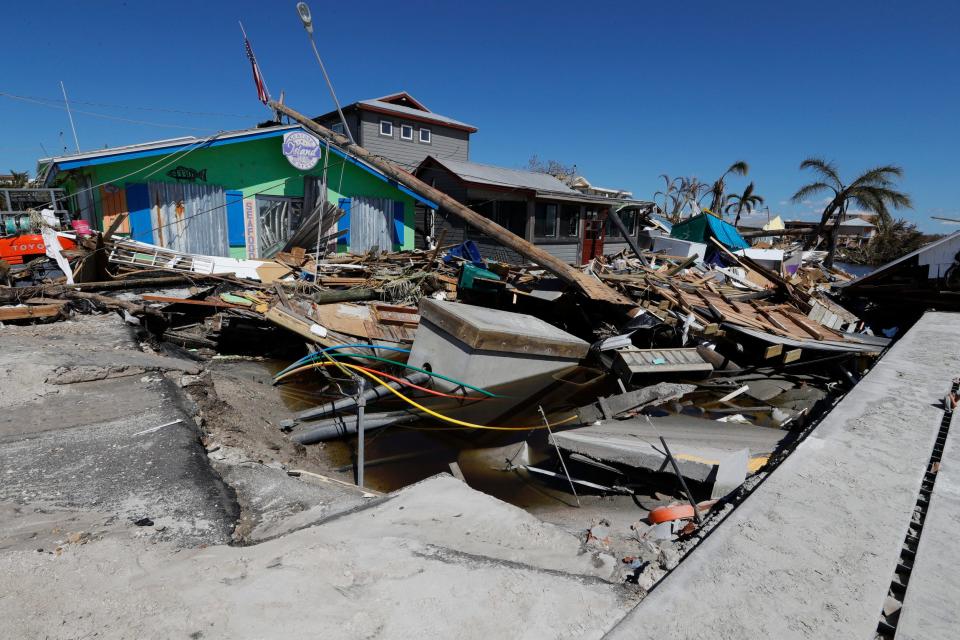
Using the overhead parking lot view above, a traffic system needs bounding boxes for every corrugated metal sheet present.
[434,158,576,193]
[148,182,229,257]
[350,196,394,253]
[704,214,750,250]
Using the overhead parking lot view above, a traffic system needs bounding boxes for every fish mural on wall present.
[166,166,207,182]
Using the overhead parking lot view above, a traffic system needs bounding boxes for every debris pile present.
[0,208,888,587]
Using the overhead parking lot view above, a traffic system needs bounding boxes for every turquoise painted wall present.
[59,133,416,253]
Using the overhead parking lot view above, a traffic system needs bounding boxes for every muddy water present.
[263,358,617,507]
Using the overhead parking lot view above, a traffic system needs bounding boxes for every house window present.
[561,204,580,237]
[331,122,344,135]
[419,127,431,144]
[400,124,413,140]
[605,210,637,237]
[379,120,393,137]
[535,203,558,238]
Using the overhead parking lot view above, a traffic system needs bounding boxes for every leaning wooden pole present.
[269,101,631,306]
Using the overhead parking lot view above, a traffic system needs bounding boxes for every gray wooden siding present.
[358,112,469,171]
[314,111,361,144]
[604,241,633,257]
[538,242,581,264]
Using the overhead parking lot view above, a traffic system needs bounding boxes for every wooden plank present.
[375,310,421,326]
[750,300,791,333]
[782,310,826,340]
[763,344,783,359]
[783,348,802,363]
[0,304,63,321]
[141,295,243,309]
[24,297,69,306]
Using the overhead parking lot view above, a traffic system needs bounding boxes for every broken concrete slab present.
[0,314,238,547]
[605,311,960,639]
[577,382,696,424]
[0,475,636,640]
[551,414,789,484]
[210,447,371,543]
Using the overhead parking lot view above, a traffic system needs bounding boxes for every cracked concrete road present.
[0,313,638,639]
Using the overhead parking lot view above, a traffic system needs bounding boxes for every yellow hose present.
[281,361,578,431]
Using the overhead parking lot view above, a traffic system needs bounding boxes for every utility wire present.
[0,90,258,118]
[0,92,217,132]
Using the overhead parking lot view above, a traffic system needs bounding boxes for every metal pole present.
[539,406,580,507]
[356,378,367,489]
[305,34,355,145]
[609,205,650,267]
[315,138,330,258]
[59,81,80,153]
[659,435,703,525]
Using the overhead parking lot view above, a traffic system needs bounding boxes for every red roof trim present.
[357,103,478,133]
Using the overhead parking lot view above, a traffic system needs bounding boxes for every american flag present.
[245,38,270,105]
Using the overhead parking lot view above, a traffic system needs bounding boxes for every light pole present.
[296,2,355,145]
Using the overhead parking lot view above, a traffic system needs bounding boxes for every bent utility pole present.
[269,101,631,306]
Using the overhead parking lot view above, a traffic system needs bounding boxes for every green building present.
[39,124,436,258]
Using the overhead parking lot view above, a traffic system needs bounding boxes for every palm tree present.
[5,170,29,187]
[791,158,912,267]
[653,174,683,223]
[708,161,749,215]
[725,182,764,226]
[654,175,711,223]
[677,176,711,218]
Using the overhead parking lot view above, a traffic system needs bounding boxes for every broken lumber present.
[270,101,632,307]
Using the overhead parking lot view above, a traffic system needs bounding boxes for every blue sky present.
[2,0,957,231]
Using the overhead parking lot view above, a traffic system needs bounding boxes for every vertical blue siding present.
[225,190,245,247]
[392,200,404,247]
[338,197,351,248]
[125,183,151,243]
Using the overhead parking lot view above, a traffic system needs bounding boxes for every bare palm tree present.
[653,174,682,222]
[655,175,710,223]
[708,161,749,215]
[791,158,912,267]
[678,176,711,218]
[725,182,764,225]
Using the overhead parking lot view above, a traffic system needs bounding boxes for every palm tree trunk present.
[804,200,839,250]
[824,203,847,268]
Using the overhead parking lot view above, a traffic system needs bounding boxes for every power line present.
[0,92,220,132]
[0,90,257,119]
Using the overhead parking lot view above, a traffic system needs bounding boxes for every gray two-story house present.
[313,92,477,171]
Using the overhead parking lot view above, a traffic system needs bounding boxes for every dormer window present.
[400,124,413,140]
[379,120,393,137]
[419,128,432,144]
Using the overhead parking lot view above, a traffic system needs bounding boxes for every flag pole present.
[239,21,276,118]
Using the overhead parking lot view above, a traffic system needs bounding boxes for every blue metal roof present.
[704,214,750,250]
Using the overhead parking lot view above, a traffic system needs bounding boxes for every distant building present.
[784,216,876,247]
[314,92,477,169]
[318,91,651,265]
[415,157,652,265]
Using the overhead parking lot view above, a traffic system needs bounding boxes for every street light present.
[296,2,354,144]
[296,2,313,33]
